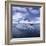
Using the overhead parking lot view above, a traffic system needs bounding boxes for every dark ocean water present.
[11,23,40,38]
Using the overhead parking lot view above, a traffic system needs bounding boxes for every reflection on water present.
[11,23,40,38]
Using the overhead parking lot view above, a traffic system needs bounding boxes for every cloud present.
[15,23,35,30]
[12,6,27,13]
[31,17,40,24]
[12,16,40,24]
[12,15,40,31]
[13,13,23,19]
[12,12,27,23]
[35,17,40,20]
[19,17,40,24]
[12,17,39,30]
[28,7,33,10]
[19,20,40,24]
[12,13,24,21]
[12,6,40,37]
[30,9,40,15]
[12,6,40,24]
[34,17,40,22]
[12,7,38,16]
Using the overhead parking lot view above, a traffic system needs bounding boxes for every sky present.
[11,6,40,38]
[11,6,40,24]
[11,6,40,30]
